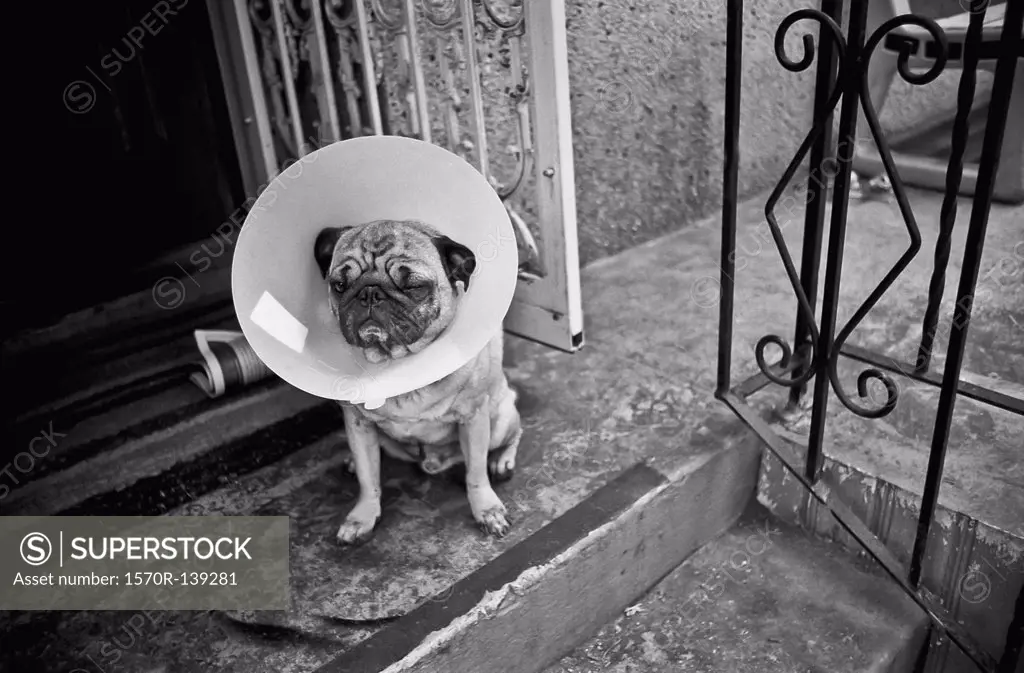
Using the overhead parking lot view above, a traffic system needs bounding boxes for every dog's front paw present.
[469,489,510,538]
[476,506,510,537]
[336,500,381,545]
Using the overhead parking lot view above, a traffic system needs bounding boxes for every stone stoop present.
[546,502,930,673]
[0,396,766,673]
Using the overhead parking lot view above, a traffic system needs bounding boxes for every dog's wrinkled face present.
[314,219,476,364]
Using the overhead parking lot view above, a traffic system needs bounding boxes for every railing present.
[715,1,1023,672]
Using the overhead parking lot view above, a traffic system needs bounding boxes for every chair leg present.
[852,0,901,181]
[992,68,1024,203]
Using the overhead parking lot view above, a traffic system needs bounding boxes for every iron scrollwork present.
[757,9,847,390]
[419,0,461,32]
[827,15,949,418]
[476,0,530,201]
[759,8,950,418]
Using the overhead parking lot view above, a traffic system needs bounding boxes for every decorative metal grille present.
[206,0,584,351]
[717,1,1023,672]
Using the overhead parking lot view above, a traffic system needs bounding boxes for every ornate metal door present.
[205,0,584,352]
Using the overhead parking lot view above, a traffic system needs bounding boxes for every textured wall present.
[563,0,999,266]
[565,0,817,265]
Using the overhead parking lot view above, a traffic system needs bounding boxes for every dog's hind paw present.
[475,505,510,538]
[487,454,515,483]
[487,437,519,483]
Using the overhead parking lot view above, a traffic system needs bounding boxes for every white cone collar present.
[231,135,518,407]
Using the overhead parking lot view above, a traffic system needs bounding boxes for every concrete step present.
[545,503,929,673]
[0,375,765,673]
[727,162,1024,672]
[752,382,1024,673]
[0,182,776,673]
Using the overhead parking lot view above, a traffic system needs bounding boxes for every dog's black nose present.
[358,285,385,307]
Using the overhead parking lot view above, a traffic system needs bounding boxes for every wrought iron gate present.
[204,0,583,352]
[716,1,1023,672]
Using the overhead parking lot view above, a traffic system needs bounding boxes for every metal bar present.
[234,0,279,182]
[716,0,743,399]
[353,0,384,135]
[997,584,1024,673]
[396,32,420,136]
[461,0,489,180]
[510,37,526,152]
[205,0,278,195]
[402,0,432,143]
[841,344,1023,416]
[337,37,366,138]
[914,0,987,374]
[514,0,585,346]
[310,0,342,142]
[789,0,842,407]
[721,391,998,672]
[437,39,461,153]
[734,353,809,399]
[804,0,869,482]
[270,0,307,156]
[910,0,1024,589]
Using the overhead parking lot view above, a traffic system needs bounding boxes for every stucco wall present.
[564,0,1000,266]
[566,0,816,265]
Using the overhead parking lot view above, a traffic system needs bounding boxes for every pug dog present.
[314,219,522,544]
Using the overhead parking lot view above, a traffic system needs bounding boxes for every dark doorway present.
[12,0,243,333]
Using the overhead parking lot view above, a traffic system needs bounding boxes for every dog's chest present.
[359,394,462,445]
[376,418,457,445]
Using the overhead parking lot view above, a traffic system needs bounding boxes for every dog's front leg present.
[337,405,383,545]
[460,402,510,537]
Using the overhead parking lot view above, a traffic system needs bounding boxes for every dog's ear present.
[314,227,348,278]
[433,235,476,291]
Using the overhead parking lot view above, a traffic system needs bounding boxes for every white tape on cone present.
[250,291,309,354]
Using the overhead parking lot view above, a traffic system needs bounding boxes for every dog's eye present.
[331,280,346,293]
[406,284,431,301]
